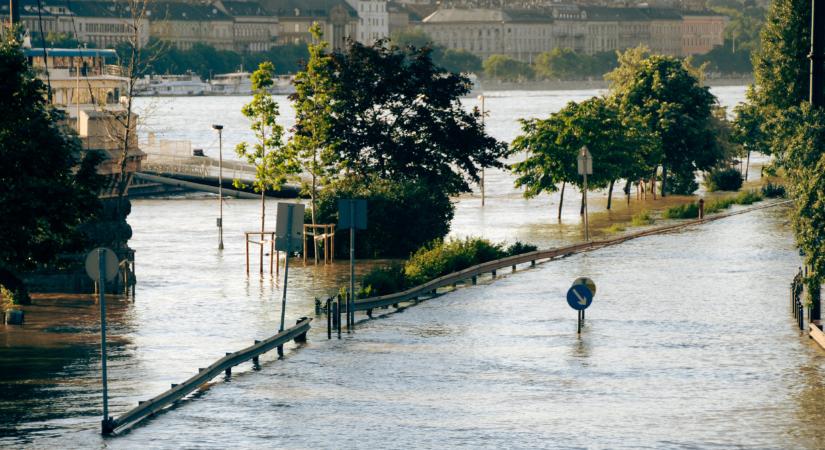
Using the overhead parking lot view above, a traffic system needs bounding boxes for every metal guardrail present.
[351,199,793,314]
[107,317,312,434]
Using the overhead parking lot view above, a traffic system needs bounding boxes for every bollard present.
[225,367,231,376]
[314,298,322,316]
[327,298,332,340]
[492,270,496,279]
[698,198,705,219]
[512,265,516,272]
[367,308,373,318]
[531,260,536,267]
[252,356,259,365]
[277,345,284,358]
[471,276,477,285]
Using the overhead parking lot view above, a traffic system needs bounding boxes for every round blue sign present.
[566,284,593,311]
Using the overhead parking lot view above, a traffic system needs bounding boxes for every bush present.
[631,210,655,226]
[664,169,699,195]
[404,238,505,286]
[705,167,744,192]
[761,182,786,198]
[704,197,736,214]
[663,203,700,219]
[734,190,763,205]
[361,264,407,297]
[315,176,454,258]
[504,241,538,256]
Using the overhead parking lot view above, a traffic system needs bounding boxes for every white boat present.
[136,74,211,96]
[209,72,253,95]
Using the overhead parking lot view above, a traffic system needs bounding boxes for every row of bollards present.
[791,267,805,330]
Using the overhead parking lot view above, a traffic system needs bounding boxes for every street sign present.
[337,199,367,230]
[84,248,119,282]
[275,202,305,252]
[566,284,593,311]
[572,277,596,297]
[578,146,592,175]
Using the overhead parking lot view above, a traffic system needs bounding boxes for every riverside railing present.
[105,317,312,435]
[349,199,794,317]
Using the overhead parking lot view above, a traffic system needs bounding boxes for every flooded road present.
[5,87,824,448]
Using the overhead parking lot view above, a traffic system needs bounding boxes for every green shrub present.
[734,190,763,205]
[663,203,699,219]
[605,223,626,233]
[761,182,786,198]
[704,167,743,192]
[360,264,408,297]
[404,237,506,286]
[704,197,735,214]
[664,169,699,195]
[631,210,655,226]
[315,176,454,258]
[504,241,538,256]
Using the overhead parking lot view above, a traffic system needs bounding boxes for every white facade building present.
[346,0,389,43]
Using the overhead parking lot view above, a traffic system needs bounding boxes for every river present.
[5,87,824,448]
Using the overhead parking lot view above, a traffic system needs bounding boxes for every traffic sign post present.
[275,203,305,345]
[338,199,367,333]
[84,247,119,434]
[577,146,593,241]
[566,277,596,334]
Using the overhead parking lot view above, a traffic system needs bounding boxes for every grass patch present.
[663,203,699,219]
[631,210,655,226]
[605,223,626,233]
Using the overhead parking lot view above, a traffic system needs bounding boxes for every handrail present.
[352,199,792,312]
[109,317,312,434]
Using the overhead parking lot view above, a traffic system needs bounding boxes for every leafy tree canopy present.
[483,54,534,82]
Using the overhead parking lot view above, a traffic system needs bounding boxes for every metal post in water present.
[212,124,224,250]
[583,170,589,242]
[349,200,355,333]
[478,94,486,207]
[98,250,111,434]
[279,205,293,334]
[327,297,332,340]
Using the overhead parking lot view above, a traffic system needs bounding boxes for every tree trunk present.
[744,149,751,181]
[558,181,565,221]
[260,190,265,274]
[650,171,658,200]
[660,164,668,198]
[624,179,631,205]
[607,179,615,210]
[0,266,30,306]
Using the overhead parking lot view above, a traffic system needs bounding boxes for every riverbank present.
[476,76,753,92]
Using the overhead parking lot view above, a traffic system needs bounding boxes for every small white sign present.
[275,202,305,252]
[577,146,593,175]
[84,247,119,282]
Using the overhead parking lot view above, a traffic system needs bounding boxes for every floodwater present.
[5,87,823,448]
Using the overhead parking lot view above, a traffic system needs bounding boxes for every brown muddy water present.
[5,87,824,448]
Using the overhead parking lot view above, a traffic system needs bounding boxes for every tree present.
[607,53,723,196]
[235,62,299,269]
[483,54,534,82]
[438,48,482,74]
[289,23,336,261]
[0,34,102,304]
[534,48,583,80]
[512,97,648,218]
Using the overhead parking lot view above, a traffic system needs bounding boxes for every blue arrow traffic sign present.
[566,284,593,311]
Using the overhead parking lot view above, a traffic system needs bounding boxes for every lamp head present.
[212,124,223,130]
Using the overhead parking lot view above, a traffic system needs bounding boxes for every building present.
[346,0,389,43]
[419,8,556,62]
[215,0,279,52]
[261,0,358,50]
[146,1,234,51]
[681,11,727,55]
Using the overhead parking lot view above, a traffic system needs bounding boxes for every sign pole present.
[583,169,589,241]
[279,205,293,333]
[349,200,355,333]
[98,249,109,432]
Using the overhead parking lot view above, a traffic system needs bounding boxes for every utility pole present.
[212,124,224,250]
[478,94,486,206]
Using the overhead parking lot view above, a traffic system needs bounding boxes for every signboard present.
[566,284,593,311]
[84,247,119,282]
[275,202,305,252]
[337,199,368,230]
[577,146,592,175]
[572,277,596,297]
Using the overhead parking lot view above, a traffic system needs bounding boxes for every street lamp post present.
[478,94,486,206]
[212,124,224,250]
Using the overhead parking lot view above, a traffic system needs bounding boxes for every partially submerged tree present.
[0,34,102,304]
[236,62,299,270]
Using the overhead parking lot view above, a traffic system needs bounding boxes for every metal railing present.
[107,317,312,434]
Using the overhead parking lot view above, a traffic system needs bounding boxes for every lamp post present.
[478,94,486,206]
[212,124,224,250]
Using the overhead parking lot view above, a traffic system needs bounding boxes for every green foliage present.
[322,40,509,196]
[234,62,299,194]
[0,36,102,304]
[761,182,786,198]
[361,263,407,297]
[608,51,724,196]
[389,29,481,74]
[734,190,763,205]
[504,241,538,256]
[483,54,534,81]
[692,43,753,74]
[533,49,618,80]
[404,238,506,286]
[315,176,454,259]
[631,210,655,226]
[663,203,700,219]
[705,167,744,191]
[605,223,627,233]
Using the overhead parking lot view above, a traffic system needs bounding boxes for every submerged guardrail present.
[106,317,312,435]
